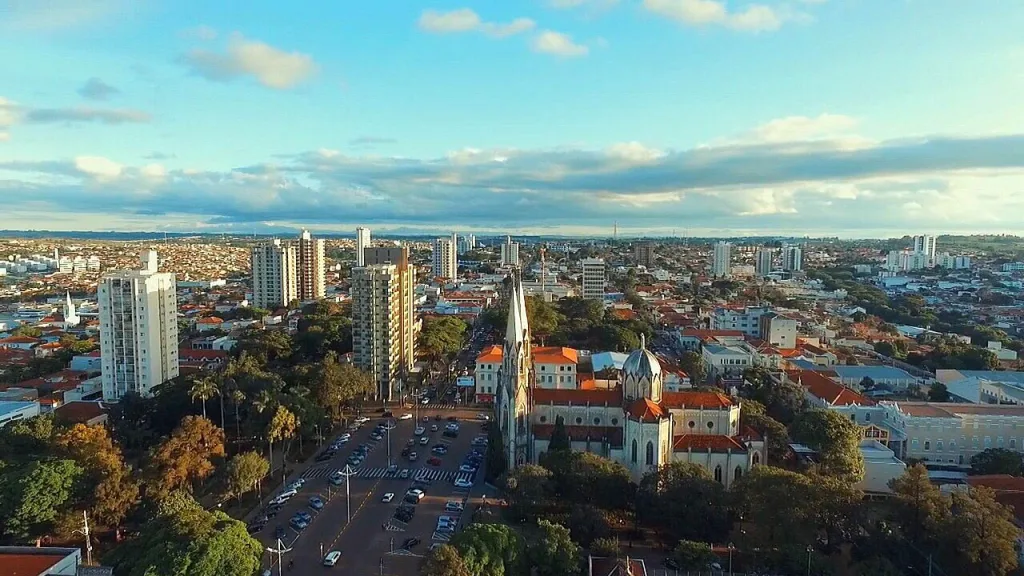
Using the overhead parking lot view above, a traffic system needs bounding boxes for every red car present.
[427,456,442,467]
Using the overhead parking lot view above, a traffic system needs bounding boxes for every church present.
[494,274,764,488]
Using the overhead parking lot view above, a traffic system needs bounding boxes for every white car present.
[323,551,342,567]
[399,413,413,421]
[381,492,395,503]
[454,478,473,489]
[354,416,370,424]
[421,397,430,404]
[414,427,425,435]
[406,489,425,501]
[338,433,351,440]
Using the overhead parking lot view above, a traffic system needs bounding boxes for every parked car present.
[323,551,342,566]
[290,517,309,530]
[315,449,336,462]
[459,464,477,473]
[387,463,399,474]
[454,478,473,489]
[414,426,425,435]
[430,424,439,432]
[406,488,425,501]
[402,537,422,549]
[399,413,413,420]
[381,492,395,503]
[274,526,287,540]
[445,501,465,512]
[407,451,418,462]
[419,436,429,445]
[427,456,442,466]
[295,511,312,522]
[330,472,346,486]
[354,416,370,424]
[399,468,411,479]
[309,496,324,510]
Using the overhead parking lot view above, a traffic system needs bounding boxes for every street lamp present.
[728,542,734,576]
[265,539,293,576]
[338,464,356,525]
[314,424,322,447]
[383,420,397,468]
[806,545,813,576]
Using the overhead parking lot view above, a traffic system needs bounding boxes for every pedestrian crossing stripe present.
[383,522,406,532]
[432,531,451,542]
[300,465,476,483]
[386,548,420,557]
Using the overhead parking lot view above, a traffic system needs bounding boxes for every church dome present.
[622,335,662,381]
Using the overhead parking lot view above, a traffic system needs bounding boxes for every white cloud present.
[548,0,620,9]
[0,98,19,131]
[140,163,168,180]
[181,34,318,89]
[418,9,535,38]
[643,0,783,32]
[74,156,123,179]
[748,114,859,143]
[531,31,590,57]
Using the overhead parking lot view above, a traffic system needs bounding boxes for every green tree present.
[888,464,949,547]
[485,424,507,483]
[266,404,297,474]
[679,351,706,385]
[189,376,220,421]
[732,466,818,550]
[744,413,789,464]
[424,544,472,576]
[419,316,468,371]
[790,409,865,483]
[451,523,526,576]
[548,452,634,510]
[526,296,562,342]
[504,464,552,521]
[0,413,56,460]
[148,415,226,497]
[742,367,806,425]
[928,382,951,402]
[0,459,83,539]
[312,353,375,422]
[225,451,269,504]
[547,416,571,453]
[970,448,1023,476]
[105,491,262,576]
[636,462,730,544]
[589,537,620,557]
[55,423,138,527]
[567,504,610,547]
[941,487,1020,576]
[529,520,581,576]
[671,540,717,571]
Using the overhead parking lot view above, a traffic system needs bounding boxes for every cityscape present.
[3,2,1024,576]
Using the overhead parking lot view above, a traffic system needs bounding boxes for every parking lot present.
[251,408,489,574]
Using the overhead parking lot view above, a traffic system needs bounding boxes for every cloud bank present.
[180,33,318,89]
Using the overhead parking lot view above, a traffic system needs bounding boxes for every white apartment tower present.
[581,258,606,300]
[782,246,803,272]
[500,236,520,267]
[352,249,416,402]
[251,239,298,308]
[912,234,937,266]
[712,242,732,278]
[296,229,326,301]
[755,248,774,277]
[431,235,458,280]
[355,227,371,267]
[457,234,476,255]
[98,250,179,401]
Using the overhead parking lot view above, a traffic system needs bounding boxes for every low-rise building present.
[0,400,40,428]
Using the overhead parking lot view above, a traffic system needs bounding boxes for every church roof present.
[504,272,530,347]
[673,434,748,453]
[661,391,733,409]
[533,387,622,407]
[625,398,668,422]
[621,334,661,380]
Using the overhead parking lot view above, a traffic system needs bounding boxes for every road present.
[254,407,488,575]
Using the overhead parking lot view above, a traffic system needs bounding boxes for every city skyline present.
[2,2,1023,236]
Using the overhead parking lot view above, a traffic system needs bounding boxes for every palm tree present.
[189,377,219,420]
[266,405,297,476]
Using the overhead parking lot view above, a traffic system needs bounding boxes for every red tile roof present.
[197,316,224,324]
[626,398,668,422]
[533,387,622,407]
[533,346,579,365]
[533,424,623,448]
[178,348,229,360]
[0,336,41,344]
[661,390,733,409]
[967,475,1024,492]
[476,345,503,363]
[588,556,648,576]
[673,434,748,453]
[611,308,637,321]
[0,553,67,575]
[788,369,874,407]
[55,401,108,425]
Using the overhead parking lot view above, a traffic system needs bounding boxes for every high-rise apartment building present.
[356,227,371,267]
[457,234,476,255]
[351,251,416,401]
[581,258,606,300]
[500,236,520,267]
[912,234,937,267]
[712,242,732,278]
[99,250,179,401]
[296,229,325,301]
[755,248,774,277]
[634,242,655,268]
[782,246,803,272]
[251,239,297,308]
[431,235,457,280]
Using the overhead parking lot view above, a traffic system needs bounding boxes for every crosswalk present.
[301,464,474,483]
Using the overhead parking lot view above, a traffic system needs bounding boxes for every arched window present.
[714,465,722,483]
[753,452,761,466]
[631,439,638,463]
[734,466,743,482]
[594,417,601,426]
[645,441,655,466]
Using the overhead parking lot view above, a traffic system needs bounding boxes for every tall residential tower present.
[431,235,458,280]
[356,227,371,267]
[712,242,732,278]
[581,258,606,300]
[250,239,298,308]
[296,229,325,301]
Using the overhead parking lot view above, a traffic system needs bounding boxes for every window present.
[985,436,992,448]
[611,418,619,426]
[998,437,1005,448]
[1012,438,1017,449]
[539,415,547,423]
[924,441,930,451]
[688,421,696,429]
[865,412,871,422]
[707,421,714,430]
[645,441,655,466]
[936,440,943,451]
[850,414,856,422]
[575,417,583,425]
[594,418,601,426]
[753,452,760,466]
[631,440,638,463]
[734,466,743,483]
[714,465,722,483]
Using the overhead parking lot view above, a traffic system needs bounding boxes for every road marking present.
[325,475,385,550]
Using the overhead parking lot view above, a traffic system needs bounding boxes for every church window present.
[611,418,619,426]
[688,421,696,429]
[539,415,547,423]
[707,421,714,430]
[645,441,655,466]
[575,417,583,425]
[714,465,722,483]
[753,452,760,466]
[594,418,601,426]
[631,440,638,463]
[734,466,743,483]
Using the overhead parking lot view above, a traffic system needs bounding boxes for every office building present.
[712,242,732,278]
[355,227,371,267]
[457,234,476,255]
[352,262,413,402]
[500,236,520,267]
[250,239,297,308]
[431,235,458,280]
[296,229,325,301]
[912,234,937,267]
[634,242,655,268]
[98,251,179,401]
[782,246,803,272]
[581,258,606,300]
[755,248,774,277]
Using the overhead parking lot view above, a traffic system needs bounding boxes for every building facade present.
[250,239,297,308]
[431,235,458,280]
[782,246,803,272]
[98,251,179,401]
[912,234,937,266]
[501,236,520,267]
[754,248,774,277]
[296,229,325,301]
[363,246,416,387]
[581,258,606,300]
[351,264,409,402]
[634,242,655,268]
[355,227,371,267]
[712,242,731,278]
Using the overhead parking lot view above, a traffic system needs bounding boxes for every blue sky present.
[2,0,1023,237]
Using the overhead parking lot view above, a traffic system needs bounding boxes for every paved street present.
[254,407,489,575]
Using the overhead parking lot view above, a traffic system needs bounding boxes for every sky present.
[1,0,1023,238]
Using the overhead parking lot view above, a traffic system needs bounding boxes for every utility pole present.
[73,511,93,565]
[339,464,356,525]
[384,420,396,468]
[265,539,293,576]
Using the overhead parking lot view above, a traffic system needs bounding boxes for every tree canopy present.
[451,523,526,576]
[970,448,1023,476]
[790,409,865,483]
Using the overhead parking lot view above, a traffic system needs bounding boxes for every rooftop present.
[673,434,748,453]
[831,365,916,381]
[533,387,622,407]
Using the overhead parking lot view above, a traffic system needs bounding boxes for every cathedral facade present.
[494,274,764,488]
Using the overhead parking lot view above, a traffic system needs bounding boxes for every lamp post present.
[728,542,734,576]
[806,545,813,576]
[265,539,293,576]
[339,464,356,525]
[384,420,396,468]
[315,424,322,447]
